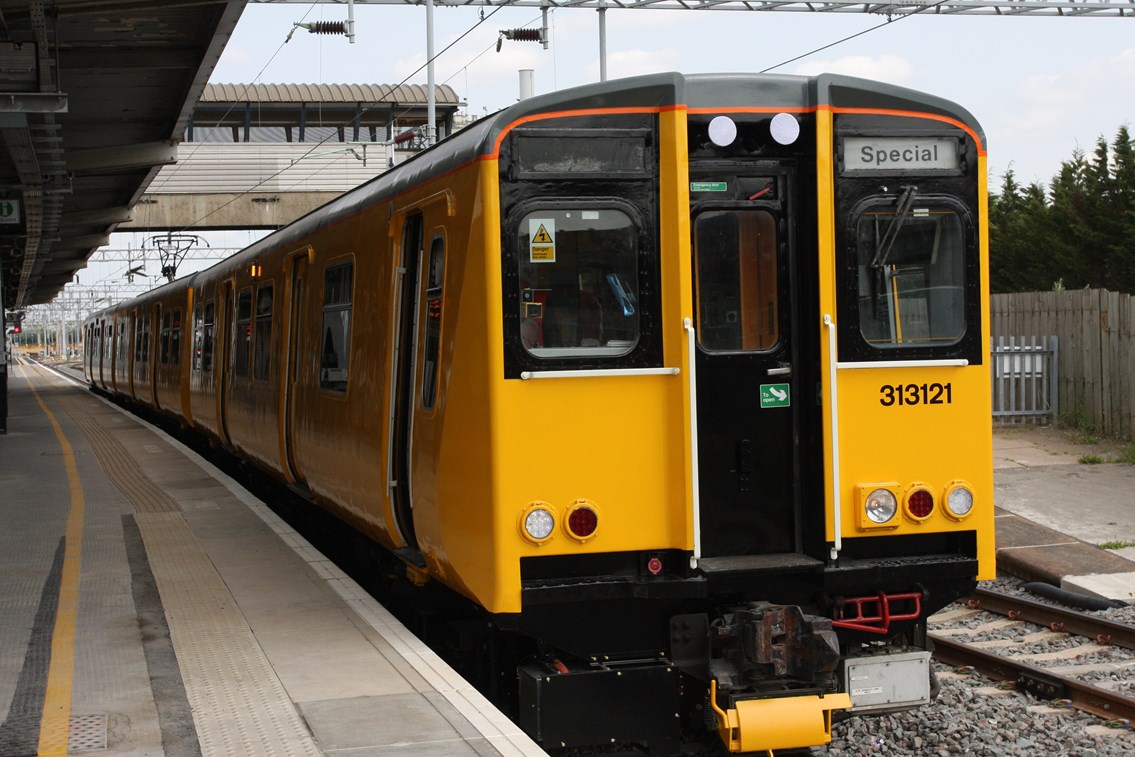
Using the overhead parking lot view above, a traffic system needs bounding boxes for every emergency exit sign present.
[0,199,20,225]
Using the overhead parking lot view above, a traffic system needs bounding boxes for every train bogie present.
[84,71,994,755]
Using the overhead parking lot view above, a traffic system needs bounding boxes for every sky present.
[209,2,1135,188]
[76,2,1134,293]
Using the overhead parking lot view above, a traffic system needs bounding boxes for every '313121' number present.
[879,383,953,407]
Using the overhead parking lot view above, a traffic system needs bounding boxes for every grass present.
[1099,539,1135,550]
[1059,408,1102,445]
[1057,410,1135,464]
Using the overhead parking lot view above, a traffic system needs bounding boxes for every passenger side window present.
[253,285,273,381]
[202,302,215,373]
[192,303,204,371]
[320,262,353,392]
[170,309,182,367]
[234,289,252,378]
[422,236,445,410]
[135,314,151,363]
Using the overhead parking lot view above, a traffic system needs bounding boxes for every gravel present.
[812,577,1135,756]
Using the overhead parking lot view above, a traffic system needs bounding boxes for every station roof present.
[1,0,245,310]
[200,82,462,106]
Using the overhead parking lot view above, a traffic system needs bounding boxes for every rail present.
[930,587,1135,723]
[929,634,1135,721]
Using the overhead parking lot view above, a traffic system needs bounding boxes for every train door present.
[389,212,424,551]
[283,252,308,483]
[691,171,801,558]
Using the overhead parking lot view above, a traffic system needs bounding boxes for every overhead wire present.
[160,0,953,237]
[760,0,955,73]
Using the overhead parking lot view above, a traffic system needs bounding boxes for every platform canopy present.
[0,0,246,310]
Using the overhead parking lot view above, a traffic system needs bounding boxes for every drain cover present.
[69,714,107,751]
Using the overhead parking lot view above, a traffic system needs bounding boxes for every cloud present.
[792,54,916,86]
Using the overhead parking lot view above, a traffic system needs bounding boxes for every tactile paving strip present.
[51,393,181,513]
[135,512,321,757]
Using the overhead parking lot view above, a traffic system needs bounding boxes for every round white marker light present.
[770,112,801,146]
[708,116,738,147]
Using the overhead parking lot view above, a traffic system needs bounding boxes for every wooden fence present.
[990,289,1135,440]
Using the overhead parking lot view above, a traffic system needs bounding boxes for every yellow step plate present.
[711,681,851,753]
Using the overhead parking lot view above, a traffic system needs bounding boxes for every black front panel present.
[499,115,663,379]
[686,111,818,560]
[833,114,983,365]
[691,173,797,557]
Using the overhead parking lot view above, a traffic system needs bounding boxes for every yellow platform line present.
[19,362,85,755]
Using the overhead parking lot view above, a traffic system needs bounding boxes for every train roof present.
[87,72,984,322]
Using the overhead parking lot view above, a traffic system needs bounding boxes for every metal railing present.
[991,335,1058,425]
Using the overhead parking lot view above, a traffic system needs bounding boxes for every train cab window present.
[320,262,353,392]
[234,288,252,378]
[854,200,967,348]
[253,285,273,380]
[516,207,639,357]
[422,236,445,410]
[694,209,779,352]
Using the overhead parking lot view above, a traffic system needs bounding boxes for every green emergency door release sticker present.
[760,383,791,408]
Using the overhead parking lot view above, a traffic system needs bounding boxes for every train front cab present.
[488,75,993,756]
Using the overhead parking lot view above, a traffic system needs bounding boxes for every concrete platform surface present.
[993,425,1135,601]
[1,359,543,756]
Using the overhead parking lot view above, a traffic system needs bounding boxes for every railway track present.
[928,586,1135,723]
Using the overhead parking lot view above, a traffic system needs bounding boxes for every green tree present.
[989,125,1135,294]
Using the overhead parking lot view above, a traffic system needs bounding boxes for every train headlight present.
[944,482,975,520]
[859,486,899,528]
[564,500,599,542]
[520,503,556,544]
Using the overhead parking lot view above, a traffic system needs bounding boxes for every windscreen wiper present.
[872,185,918,268]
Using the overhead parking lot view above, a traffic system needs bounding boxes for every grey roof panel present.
[200,83,463,106]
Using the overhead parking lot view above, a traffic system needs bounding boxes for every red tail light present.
[907,489,934,519]
[565,503,598,540]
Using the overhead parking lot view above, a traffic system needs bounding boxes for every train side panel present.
[289,211,395,544]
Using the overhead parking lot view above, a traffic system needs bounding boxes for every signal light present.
[11,325,20,334]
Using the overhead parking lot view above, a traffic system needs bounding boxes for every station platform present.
[993,426,1135,603]
[0,358,543,756]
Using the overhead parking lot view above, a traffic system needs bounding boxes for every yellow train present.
[84,72,994,755]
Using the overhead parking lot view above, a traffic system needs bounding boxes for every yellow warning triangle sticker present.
[532,224,554,244]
